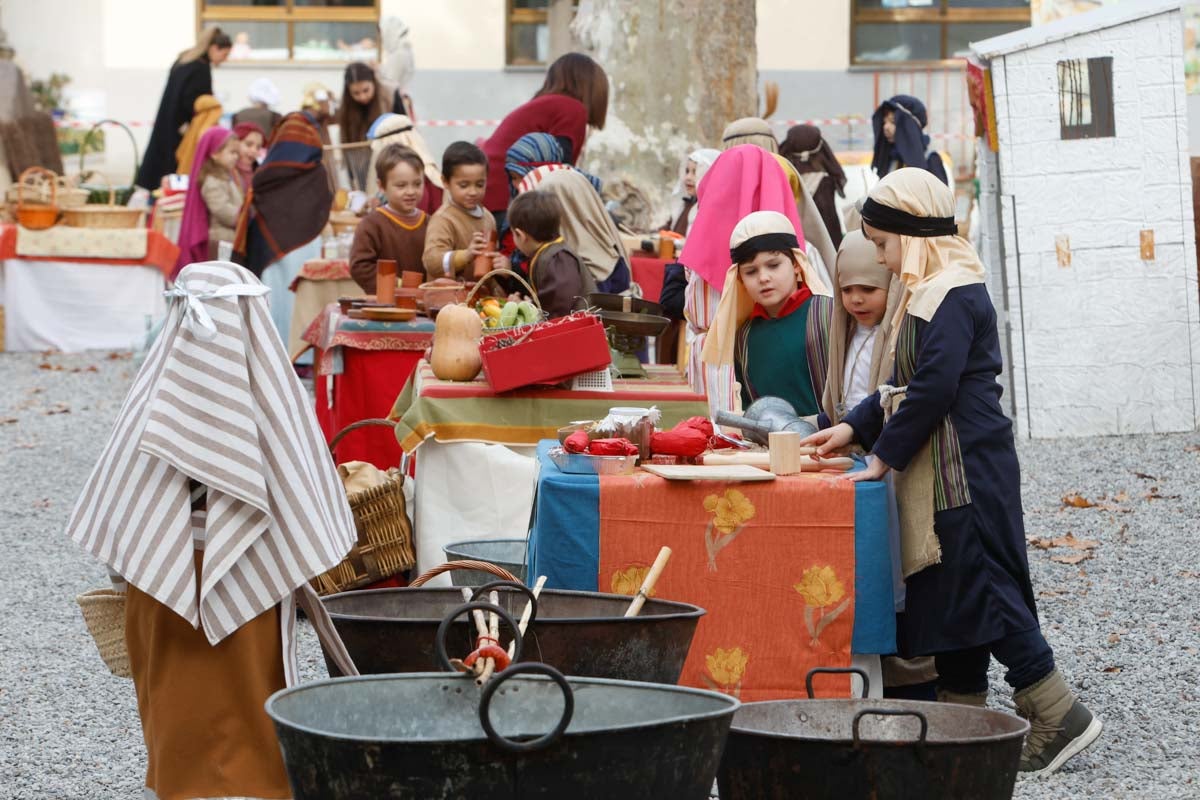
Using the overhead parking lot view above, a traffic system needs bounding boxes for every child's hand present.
[800,423,855,456]
[844,455,891,483]
[491,253,508,272]
[466,232,488,257]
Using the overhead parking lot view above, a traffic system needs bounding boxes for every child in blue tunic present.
[805,168,1101,776]
[701,211,832,417]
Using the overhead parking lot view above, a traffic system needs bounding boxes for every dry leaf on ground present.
[1051,533,1099,550]
[1062,494,1096,508]
[1144,486,1180,501]
[1134,472,1158,481]
[1107,633,1121,644]
[1050,552,1092,565]
[1102,665,1122,673]
[0,417,17,425]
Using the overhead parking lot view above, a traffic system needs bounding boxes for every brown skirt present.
[125,559,291,800]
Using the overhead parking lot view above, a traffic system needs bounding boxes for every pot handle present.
[469,580,539,627]
[434,601,524,673]
[806,666,870,699]
[479,662,575,754]
[852,708,929,746]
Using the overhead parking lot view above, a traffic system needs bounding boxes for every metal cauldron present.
[442,539,529,586]
[320,585,704,683]
[267,665,738,799]
[717,668,1029,800]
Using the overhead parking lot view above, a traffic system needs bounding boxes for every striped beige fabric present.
[66,261,356,645]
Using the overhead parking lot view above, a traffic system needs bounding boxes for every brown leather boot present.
[1014,670,1103,776]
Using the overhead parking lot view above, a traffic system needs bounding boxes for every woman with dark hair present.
[481,52,609,224]
[137,26,232,191]
[336,62,407,189]
[780,124,848,248]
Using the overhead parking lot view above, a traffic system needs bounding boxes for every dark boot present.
[1014,670,1102,776]
[936,687,988,707]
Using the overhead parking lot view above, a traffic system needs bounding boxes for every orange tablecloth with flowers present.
[599,473,858,702]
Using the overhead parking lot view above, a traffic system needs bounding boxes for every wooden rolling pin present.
[700,451,855,472]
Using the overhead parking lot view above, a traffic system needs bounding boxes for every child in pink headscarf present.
[175,126,242,277]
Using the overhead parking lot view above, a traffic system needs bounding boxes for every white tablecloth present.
[412,440,539,587]
[0,259,166,352]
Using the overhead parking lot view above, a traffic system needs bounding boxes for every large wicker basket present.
[312,420,416,595]
[76,587,131,678]
[62,178,144,229]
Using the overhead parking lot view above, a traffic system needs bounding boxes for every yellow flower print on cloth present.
[701,646,748,698]
[794,565,851,647]
[703,488,756,570]
[610,565,656,597]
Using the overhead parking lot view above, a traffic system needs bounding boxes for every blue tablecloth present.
[528,440,896,654]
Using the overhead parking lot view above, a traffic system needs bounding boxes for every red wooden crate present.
[479,312,612,393]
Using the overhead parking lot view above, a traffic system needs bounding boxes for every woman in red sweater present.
[482,53,608,226]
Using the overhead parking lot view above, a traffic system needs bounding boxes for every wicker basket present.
[312,420,416,595]
[14,167,60,230]
[5,174,89,209]
[62,178,144,229]
[76,588,131,678]
[76,119,140,206]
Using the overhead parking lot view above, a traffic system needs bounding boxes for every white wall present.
[990,8,1200,437]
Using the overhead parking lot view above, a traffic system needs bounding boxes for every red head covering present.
[678,145,806,291]
[175,126,235,278]
[233,121,265,141]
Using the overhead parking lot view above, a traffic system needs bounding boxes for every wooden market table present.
[0,224,176,352]
[300,302,435,468]
[526,440,896,701]
[388,361,711,584]
[287,258,363,363]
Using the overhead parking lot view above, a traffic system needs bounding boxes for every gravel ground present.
[1,350,1198,799]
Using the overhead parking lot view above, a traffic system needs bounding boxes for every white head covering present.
[379,16,416,90]
[701,210,831,369]
[518,167,628,283]
[667,147,720,232]
[65,262,356,645]
[367,112,442,194]
[247,78,280,108]
[722,117,778,153]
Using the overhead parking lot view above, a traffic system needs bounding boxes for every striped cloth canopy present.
[66,261,356,645]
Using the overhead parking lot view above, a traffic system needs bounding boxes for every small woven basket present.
[313,420,417,595]
[62,177,143,229]
[76,588,131,679]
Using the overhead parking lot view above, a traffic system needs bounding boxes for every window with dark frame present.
[851,0,1031,66]
[1058,57,1115,139]
[506,0,579,66]
[198,0,380,64]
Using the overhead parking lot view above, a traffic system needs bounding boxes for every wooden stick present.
[476,590,501,685]
[506,575,547,660]
[625,546,672,617]
[462,588,489,678]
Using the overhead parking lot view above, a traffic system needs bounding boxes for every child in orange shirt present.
[422,142,506,280]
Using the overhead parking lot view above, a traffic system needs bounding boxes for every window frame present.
[197,0,381,66]
[1058,56,1115,140]
[506,0,550,67]
[850,0,1031,68]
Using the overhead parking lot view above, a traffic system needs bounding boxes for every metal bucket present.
[442,539,529,586]
[717,669,1028,800]
[266,667,738,800]
[320,586,703,683]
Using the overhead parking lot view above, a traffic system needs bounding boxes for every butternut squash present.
[430,304,483,381]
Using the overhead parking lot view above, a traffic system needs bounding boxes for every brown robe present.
[349,207,428,293]
[529,239,596,318]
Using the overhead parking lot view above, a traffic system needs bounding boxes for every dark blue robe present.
[843,284,1039,655]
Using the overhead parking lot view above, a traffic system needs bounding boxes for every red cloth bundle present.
[650,428,709,457]
[588,438,639,456]
[563,430,590,454]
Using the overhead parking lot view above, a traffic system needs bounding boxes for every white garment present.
[842,323,878,411]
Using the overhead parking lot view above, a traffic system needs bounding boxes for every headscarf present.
[772,154,836,288]
[505,132,601,196]
[175,94,223,175]
[679,145,804,291]
[667,147,719,236]
[822,230,903,423]
[232,121,264,192]
[518,167,626,282]
[247,77,280,107]
[780,124,847,196]
[367,112,442,194]
[722,117,778,153]
[871,95,948,184]
[234,112,333,276]
[702,211,831,369]
[65,261,356,645]
[175,126,235,277]
[860,168,984,359]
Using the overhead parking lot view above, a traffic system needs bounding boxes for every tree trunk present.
[573,0,758,231]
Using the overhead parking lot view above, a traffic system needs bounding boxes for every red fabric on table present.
[599,473,856,702]
[317,348,425,468]
[630,255,669,303]
[0,224,180,277]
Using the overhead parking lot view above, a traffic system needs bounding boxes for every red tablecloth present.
[0,224,179,277]
[630,255,670,303]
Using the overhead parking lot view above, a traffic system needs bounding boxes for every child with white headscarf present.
[806,168,1101,776]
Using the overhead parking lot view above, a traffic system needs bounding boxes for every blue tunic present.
[844,284,1038,656]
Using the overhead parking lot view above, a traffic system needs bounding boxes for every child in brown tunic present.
[422,141,506,280]
[508,189,596,318]
[350,143,429,292]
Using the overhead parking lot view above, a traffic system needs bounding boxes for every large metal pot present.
[320,586,703,684]
[267,665,738,800]
[717,669,1029,800]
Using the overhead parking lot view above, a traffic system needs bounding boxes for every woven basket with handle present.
[76,587,131,678]
[61,175,144,229]
[312,419,416,596]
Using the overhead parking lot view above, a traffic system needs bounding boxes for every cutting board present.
[700,452,856,472]
[639,464,777,482]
